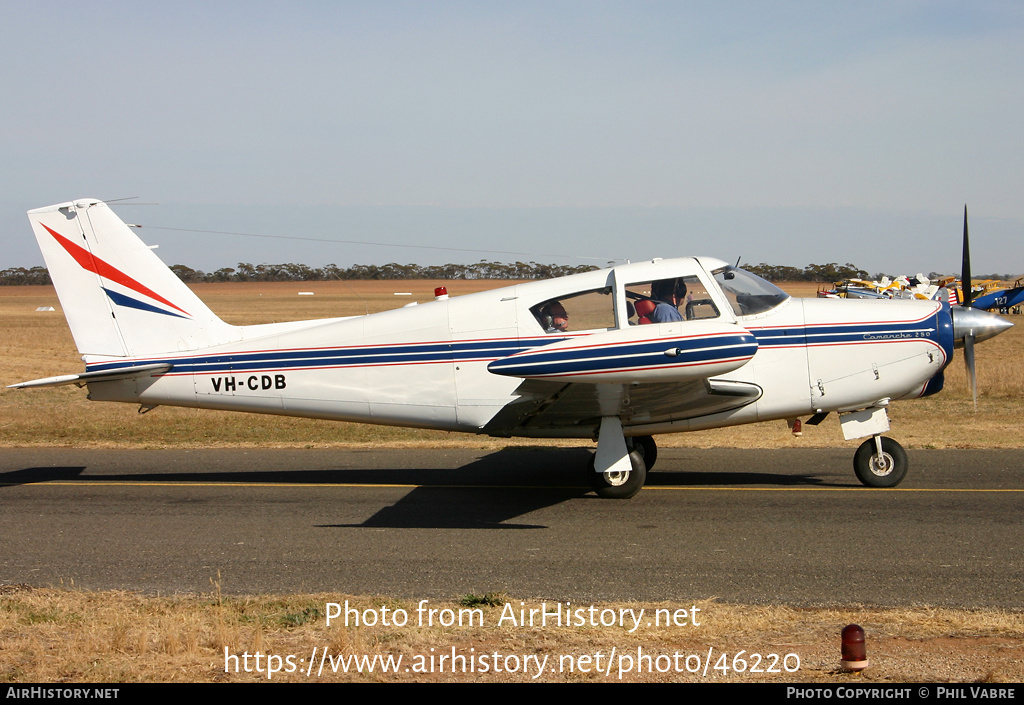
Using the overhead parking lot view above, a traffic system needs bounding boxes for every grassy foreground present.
[2,586,1022,683]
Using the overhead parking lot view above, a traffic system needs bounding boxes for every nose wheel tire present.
[588,450,647,499]
[853,436,907,488]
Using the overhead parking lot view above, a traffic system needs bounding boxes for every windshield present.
[713,266,790,317]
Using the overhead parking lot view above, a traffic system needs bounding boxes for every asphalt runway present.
[1,447,1021,608]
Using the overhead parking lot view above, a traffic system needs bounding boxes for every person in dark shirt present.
[648,278,686,323]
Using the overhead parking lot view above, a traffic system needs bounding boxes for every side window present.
[625,276,719,324]
[532,287,614,333]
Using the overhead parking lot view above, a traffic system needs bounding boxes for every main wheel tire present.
[632,435,658,471]
[588,450,647,499]
[853,436,907,488]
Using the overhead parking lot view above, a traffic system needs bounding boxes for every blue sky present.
[3,1,1023,275]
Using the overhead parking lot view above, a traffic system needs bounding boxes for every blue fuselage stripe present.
[750,319,939,347]
[85,338,548,374]
[488,335,757,376]
[85,318,943,376]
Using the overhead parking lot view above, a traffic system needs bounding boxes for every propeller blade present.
[961,205,972,308]
[964,332,977,409]
[961,205,976,409]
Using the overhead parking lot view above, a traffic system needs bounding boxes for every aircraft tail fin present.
[28,199,237,358]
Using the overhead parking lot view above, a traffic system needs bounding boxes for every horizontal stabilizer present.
[7,363,172,389]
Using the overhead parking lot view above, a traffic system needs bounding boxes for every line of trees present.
[3,261,1017,286]
[0,261,600,286]
[165,261,601,283]
[742,262,870,282]
[0,266,51,285]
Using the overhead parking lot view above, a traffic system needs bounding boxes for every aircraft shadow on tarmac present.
[322,449,834,529]
[320,448,592,529]
[0,466,89,484]
[1,448,836,530]
[0,448,836,488]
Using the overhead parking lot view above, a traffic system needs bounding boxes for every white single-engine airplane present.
[11,200,1013,497]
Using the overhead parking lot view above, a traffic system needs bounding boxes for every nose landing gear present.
[853,436,907,487]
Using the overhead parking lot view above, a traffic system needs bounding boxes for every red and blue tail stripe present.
[41,223,191,319]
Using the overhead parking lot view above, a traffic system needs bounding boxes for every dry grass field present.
[2,279,1021,449]
[2,279,1022,684]
[2,587,1022,683]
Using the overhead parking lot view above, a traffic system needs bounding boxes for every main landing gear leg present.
[589,417,647,499]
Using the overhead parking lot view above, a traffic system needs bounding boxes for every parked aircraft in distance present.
[818,275,942,301]
[10,200,1012,497]
[971,279,1024,314]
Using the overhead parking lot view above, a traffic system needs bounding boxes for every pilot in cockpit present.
[538,301,569,332]
[648,278,686,323]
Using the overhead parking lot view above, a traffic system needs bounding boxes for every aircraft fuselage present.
[82,258,953,439]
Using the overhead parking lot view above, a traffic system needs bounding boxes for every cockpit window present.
[713,266,790,317]
[532,287,614,333]
[624,276,720,323]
